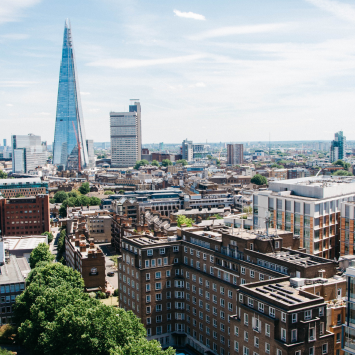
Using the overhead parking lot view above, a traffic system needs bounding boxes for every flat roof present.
[0,255,26,284]
[250,281,318,305]
[0,177,43,186]
[262,250,333,266]
[4,236,47,250]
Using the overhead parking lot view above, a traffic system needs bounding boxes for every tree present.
[68,190,81,198]
[56,229,66,260]
[49,198,55,204]
[59,205,67,218]
[15,193,25,198]
[175,159,187,166]
[177,215,193,227]
[112,338,175,355]
[0,347,13,355]
[118,190,125,194]
[78,195,90,206]
[251,174,268,185]
[53,191,68,203]
[206,155,212,159]
[134,160,149,170]
[151,160,159,167]
[79,182,90,195]
[333,170,353,176]
[0,170,7,179]
[29,243,55,269]
[271,164,284,169]
[104,190,114,195]
[89,197,101,206]
[243,206,253,214]
[42,231,54,243]
[161,159,172,167]
[333,159,351,170]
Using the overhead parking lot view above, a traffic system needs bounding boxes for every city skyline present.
[1,0,355,143]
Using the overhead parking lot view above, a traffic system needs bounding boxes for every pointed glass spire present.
[53,19,88,170]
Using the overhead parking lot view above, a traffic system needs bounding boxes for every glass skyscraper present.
[53,19,89,170]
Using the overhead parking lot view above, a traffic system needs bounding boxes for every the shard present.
[53,19,89,170]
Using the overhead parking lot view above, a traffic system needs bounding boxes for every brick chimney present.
[79,243,86,253]
[89,242,95,249]
[75,239,80,246]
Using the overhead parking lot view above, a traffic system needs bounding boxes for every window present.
[173,246,179,252]
[292,313,297,323]
[146,273,150,280]
[146,306,151,314]
[258,302,264,313]
[147,250,153,256]
[156,304,162,312]
[155,282,162,290]
[146,295,151,303]
[163,257,168,265]
[244,313,249,326]
[234,326,239,336]
[248,298,254,307]
[265,324,270,337]
[269,307,275,318]
[174,258,178,264]
[239,294,243,302]
[146,284,151,292]
[319,307,324,316]
[159,248,165,254]
[241,266,246,275]
[244,331,248,341]
[309,347,314,355]
[234,341,239,352]
[155,272,161,279]
[281,328,286,342]
[254,336,259,348]
[320,322,324,335]
[305,310,312,320]
[291,329,297,342]
[243,346,249,355]
[281,312,286,322]
[309,327,315,341]
[277,350,282,355]
[250,270,255,278]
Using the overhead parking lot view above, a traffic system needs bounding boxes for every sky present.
[1,0,355,145]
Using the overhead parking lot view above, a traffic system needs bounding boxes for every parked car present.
[107,271,115,277]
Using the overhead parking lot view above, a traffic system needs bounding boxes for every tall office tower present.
[330,131,346,163]
[227,144,244,165]
[12,134,47,173]
[110,100,141,168]
[3,140,6,147]
[86,140,95,168]
[53,20,89,171]
[182,139,193,161]
[159,142,164,152]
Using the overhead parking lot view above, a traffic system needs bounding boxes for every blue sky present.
[1,0,355,144]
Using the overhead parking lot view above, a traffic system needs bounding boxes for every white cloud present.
[0,0,41,24]
[304,0,355,22]
[0,81,38,87]
[88,54,205,69]
[38,112,50,115]
[80,92,91,96]
[6,104,13,107]
[189,23,290,40]
[173,9,205,21]
[0,34,29,40]
[189,82,206,88]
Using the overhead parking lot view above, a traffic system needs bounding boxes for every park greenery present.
[333,170,353,176]
[134,160,149,170]
[13,251,174,355]
[177,215,193,227]
[79,182,90,195]
[0,170,7,179]
[251,174,268,186]
[56,228,66,262]
[271,164,284,169]
[332,159,351,170]
[54,190,102,218]
[29,243,54,269]
[104,190,115,195]
[41,231,54,243]
[151,160,159,167]
[161,159,172,167]
[175,159,187,166]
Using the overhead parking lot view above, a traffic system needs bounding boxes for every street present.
[98,242,118,292]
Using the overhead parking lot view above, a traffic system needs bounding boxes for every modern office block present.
[12,134,47,174]
[110,101,141,168]
[227,144,244,165]
[330,131,346,163]
[3,140,6,147]
[182,139,193,161]
[86,140,95,168]
[53,19,89,170]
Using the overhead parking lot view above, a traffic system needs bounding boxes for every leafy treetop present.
[161,159,172,167]
[251,174,268,186]
[29,243,54,269]
[177,215,193,227]
[79,182,90,195]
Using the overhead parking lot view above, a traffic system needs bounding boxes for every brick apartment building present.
[0,195,50,236]
[118,225,338,354]
[0,178,48,198]
[340,201,355,256]
[65,234,106,292]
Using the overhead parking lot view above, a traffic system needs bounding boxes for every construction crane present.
[72,122,81,172]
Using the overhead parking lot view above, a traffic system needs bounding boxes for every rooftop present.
[0,255,27,284]
[0,177,43,186]
[4,235,48,250]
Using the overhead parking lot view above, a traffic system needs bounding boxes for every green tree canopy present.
[175,159,187,166]
[41,231,54,243]
[14,262,174,355]
[271,164,284,169]
[134,160,149,170]
[177,215,193,227]
[78,182,90,195]
[68,190,81,198]
[0,170,7,179]
[78,195,90,206]
[333,170,353,176]
[104,190,114,195]
[151,160,159,167]
[251,174,268,185]
[333,159,351,170]
[119,190,125,194]
[59,205,67,218]
[53,191,68,203]
[89,196,101,206]
[29,243,54,269]
[162,159,172,167]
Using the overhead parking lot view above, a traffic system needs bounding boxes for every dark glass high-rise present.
[53,19,88,170]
